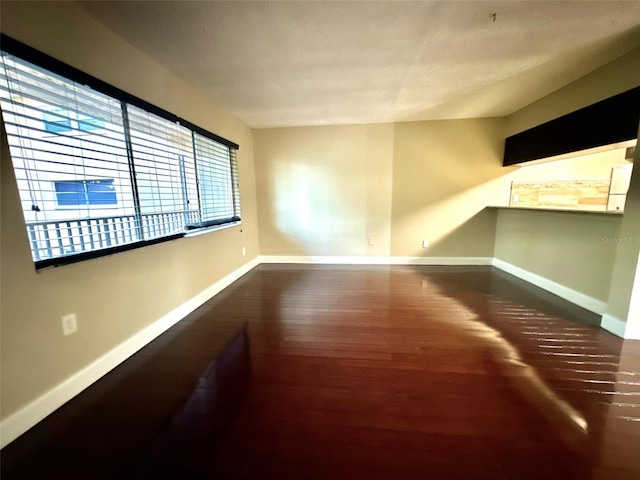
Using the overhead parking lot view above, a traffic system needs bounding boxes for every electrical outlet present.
[242,247,246,256]
[61,313,78,336]
[368,237,375,246]
[422,240,430,248]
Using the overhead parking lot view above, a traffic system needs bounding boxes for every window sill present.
[184,221,242,238]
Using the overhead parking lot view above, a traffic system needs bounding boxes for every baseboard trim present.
[600,314,628,338]
[492,258,607,316]
[258,255,493,266]
[0,257,260,449]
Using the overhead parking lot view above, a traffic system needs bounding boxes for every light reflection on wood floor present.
[2,265,639,479]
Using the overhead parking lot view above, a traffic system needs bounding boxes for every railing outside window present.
[26,210,204,261]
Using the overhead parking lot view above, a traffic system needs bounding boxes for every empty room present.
[1,1,640,479]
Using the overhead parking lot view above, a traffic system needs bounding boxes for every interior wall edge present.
[0,256,261,450]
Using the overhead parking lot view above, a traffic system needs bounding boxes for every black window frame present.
[0,34,241,269]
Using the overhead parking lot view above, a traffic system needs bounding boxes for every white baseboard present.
[600,314,628,338]
[0,256,260,449]
[492,258,607,316]
[258,255,493,266]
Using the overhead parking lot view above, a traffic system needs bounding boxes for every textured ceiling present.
[78,1,640,129]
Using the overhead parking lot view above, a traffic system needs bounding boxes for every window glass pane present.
[43,109,72,133]
[86,179,117,205]
[54,181,85,206]
[53,179,117,206]
[77,115,104,132]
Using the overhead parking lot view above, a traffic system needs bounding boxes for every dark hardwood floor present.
[2,265,640,479]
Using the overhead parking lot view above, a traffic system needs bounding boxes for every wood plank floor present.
[2,265,640,479]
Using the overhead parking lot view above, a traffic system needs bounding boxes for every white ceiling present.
[78,1,640,129]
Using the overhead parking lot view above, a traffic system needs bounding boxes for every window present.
[76,114,104,132]
[0,36,241,269]
[43,109,72,133]
[194,133,241,227]
[126,105,201,239]
[54,179,117,207]
[43,109,105,134]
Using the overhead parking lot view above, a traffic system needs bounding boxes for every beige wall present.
[494,209,622,302]
[254,118,507,259]
[390,119,507,256]
[254,124,393,256]
[0,1,259,424]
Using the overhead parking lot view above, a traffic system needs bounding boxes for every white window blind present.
[0,52,136,262]
[194,133,241,226]
[127,106,199,239]
[0,43,241,269]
